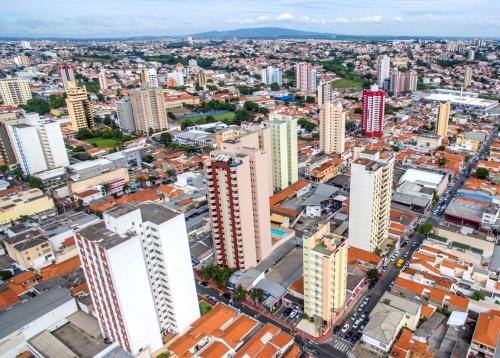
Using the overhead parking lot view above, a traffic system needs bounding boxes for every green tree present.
[25,176,44,190]
[167,112,176,120]
[0,164,8,175]
[270,83,280,91]
[250,288,265,304]
[48,94,65,109]
[22,97,50,115]
[354,107,363,114]
[471,291,485,301]
[476,168,489,179]
[367,269,379,284]
[438,156,447,167]
[244,101,259,112]
[417,222,434,235]
[143,155,155,164]
[233,286,247,302]
[298,118,316,132]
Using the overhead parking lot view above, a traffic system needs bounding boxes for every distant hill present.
[192,27,335,39]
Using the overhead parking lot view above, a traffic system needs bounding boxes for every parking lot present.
[274,301,304,326]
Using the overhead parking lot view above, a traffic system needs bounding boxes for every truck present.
[396,258,404,268]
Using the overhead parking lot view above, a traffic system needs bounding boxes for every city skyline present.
[1,0,499,38]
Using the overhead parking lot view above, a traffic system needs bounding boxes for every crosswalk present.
[328,336,353,353]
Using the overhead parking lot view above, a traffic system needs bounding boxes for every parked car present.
[283,307,293,316]
[200,281,209,287]
[341,324,350,334]
[207,295,218,303]
[333,325,341,334]
[289,310,298,319]
[345,331,353,340]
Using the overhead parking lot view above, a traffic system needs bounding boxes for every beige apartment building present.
[0,78,32,106]
[319,102,346,155]
[4,230,55,270]
[303,221,348,326]
[66,87,95,131]
[349,150,394,252]
[0,188,55,226]
[204,148,271,270]
[130,86,168,134]
[436,100,451,139]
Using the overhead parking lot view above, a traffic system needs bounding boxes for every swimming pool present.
[271,228,287,237]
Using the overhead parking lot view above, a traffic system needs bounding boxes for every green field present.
[182,112,236,122]
[332,78,363,89]
[199,301,213,315]
[84,137,121,148]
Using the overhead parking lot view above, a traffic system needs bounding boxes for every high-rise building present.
[141,68,158,87]
[361,85,385,138]
[20,41,31,50]
[188,59,198,67]
[116,96,135,133]
[66,87,95,131]
[349,150,394,252]
[464,66,473,88]
[0,78,32,106]
[320,102,345,155]
[204,149,272,270]
[0,113,22,166]
[8,113,69,175]
[196,70,206,88]
[129,87,168,135]
[303,221,347,324]
[98,69,107,91]
[468,50,475,61]
[267,112,298,191]
[261,66,283,86]
[389,67,406,96]
[377,55,390,88]
[404,70,418,92]
[59,65,76,90]
[296,63,317,94]
[317,80,336,107]
[76,202,200,355]
[436,100,451,139]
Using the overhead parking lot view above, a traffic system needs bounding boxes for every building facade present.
[141,68,159,87]
[436,100,451,138]
[303,221,348,325]
[317,80,336,107]
[320,102,346,155]
[130,87,168,135]
[116,96,135,133]
[377,55,390,89]
[66,87,95,131]
[76,203,200,355]
[295,63,317,94]
[59,65,76,90]
[361,85,385,138]
[349,151,394,252]
[261,66,283,86]
[0,78,32,106]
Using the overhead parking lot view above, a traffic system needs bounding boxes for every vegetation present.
[320,60,368,88]
[76,128,133,149]
[475,168,489,179]
[143,155,155,164]
[250,288,265,304]
[25,175,45,190]
[198,264,236,289]
[85,137,121,148]
[233,286,247,302]
[417,222,434,235]
[199,301,213,315]
[471,291,486,301]
[48,94,66,109]
[179,112,236,130]
[22,97,50,115]
[332,78,363,89]
[298,118,316,132]
[367,269,379,285]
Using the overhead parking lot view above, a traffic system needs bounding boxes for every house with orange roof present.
[39,256,81,281]
[348,247,382,269]
[469,310,500,357]
[0,287,21,310]
[390,329,434,358]
[233,323,294,358]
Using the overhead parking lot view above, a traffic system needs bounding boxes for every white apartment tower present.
[116,96,135,133]
[0,78,32,106]
[317,80,336,107]
[320,102,346,155]
[261,66,283,86]
[268,112,299,191]
[76,202,200,355]
[349,150,394,252]
[9,113,69,175]
[141,68,159,87]
[98,69,108,91]
[377,55,390,89]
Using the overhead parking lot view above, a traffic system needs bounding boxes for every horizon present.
[1,0,499,38]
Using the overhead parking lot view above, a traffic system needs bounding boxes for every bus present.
[396,258,404,268]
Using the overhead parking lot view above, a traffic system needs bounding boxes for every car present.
[289,310,298,319]
[351,312,358,321]
[345,331,353,340]
[200,281,209,287]
[357,306,363,312]
[207,295,218,303]
[395,250,400,255]
[283,307,293,316]
[341,324,350,334]
[352,322,359,330]
[360,324,366,331]
[222,292,231,299]
[390,257,395,262]
[404,252,409,258]
[360,313,367,320]
[333,325,341,334]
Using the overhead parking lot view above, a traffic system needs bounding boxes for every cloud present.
[354,15,383,23]
[277,13,295,20]
[333,17,349,24]
[392,16,403,22]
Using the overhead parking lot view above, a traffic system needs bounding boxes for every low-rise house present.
[468,310,500,358]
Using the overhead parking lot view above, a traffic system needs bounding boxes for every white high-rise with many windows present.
[142,68,159,87]
[320,102,346,155]
[0,78,32,106]
[76,202,200,356]
[377,55,390,88]
[317,80,337,107]
[349,151,394,252]
[261,66,283,86]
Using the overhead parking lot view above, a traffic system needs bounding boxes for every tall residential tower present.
[319,102,346,155]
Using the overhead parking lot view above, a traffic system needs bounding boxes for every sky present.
[1,0,499,38]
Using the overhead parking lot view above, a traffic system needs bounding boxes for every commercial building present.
[261,66,283,86]
[141,67,158,87]
[319,102,345,155]
[8,113,69,175]
[0,78,32,106]
[66,87,95,131]
[0,188,55,226]
[303,221,348,326]
[349,151,394,252]
[76,202,200,355]
[59,65,76,90]
[268,112,299,191]
[115,96,135,133]
[377,55,390,88]
[423,89,497,113]
[204,148,272,270]
[295,62,317,94]
[130,86,168,134]
[317,80,336,107]
[68,158,130,194]
[436,100,451,138]
[361,85,385,138]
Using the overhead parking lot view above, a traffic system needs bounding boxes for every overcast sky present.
[1,0,499,38]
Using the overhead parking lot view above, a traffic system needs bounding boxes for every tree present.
[25,176,44,190]
[22,98,50,115]
[233,286,247,302]
[250,288,265,304]
[354,107,363,114]
[471,291,485,301]
[417,222,434,235]
[143,155,155,164]
[298,118,316,132]
[438,156,447,167]
[167,112,176,120]
[244,101,259,112]
[367,269,379,285]
[270,83,280,91]
[48,94,65,109]
[476,168,489,179]
[0,164,8,175]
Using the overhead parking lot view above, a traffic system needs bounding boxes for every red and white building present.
[361,85,385,138]
[76,202,200,355]
[295,62,317,94]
